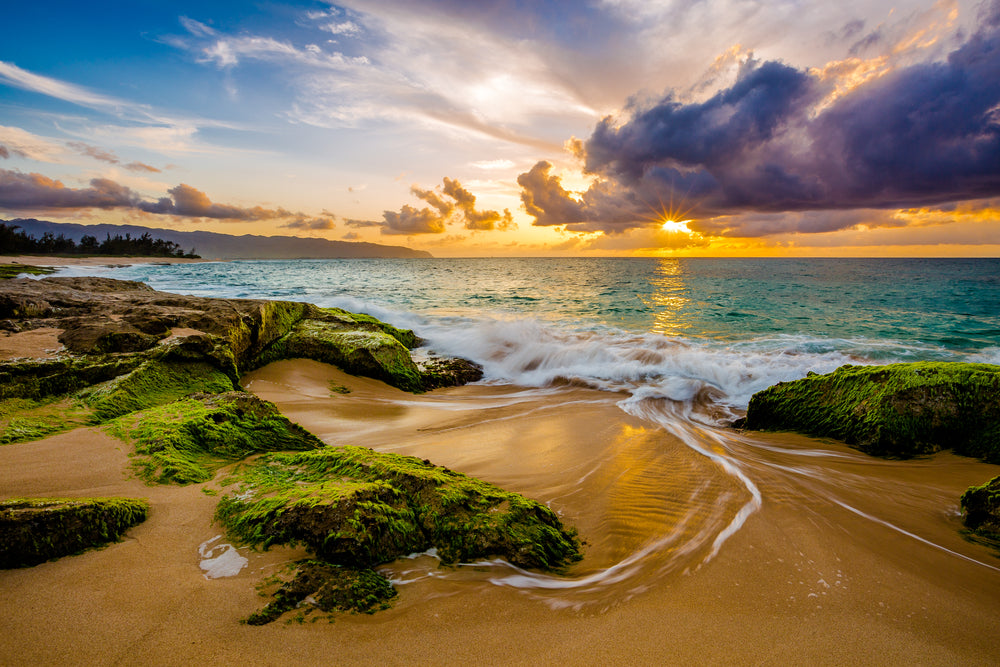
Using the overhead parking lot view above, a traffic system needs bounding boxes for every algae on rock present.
[216,445,582,624]
[740,362,1000,461]
[246,560,397,625]
[254,319,424,392]
[0,497,149,568]
[961,476,1000,543]
[217,445,582,570]
[109,391,323,484]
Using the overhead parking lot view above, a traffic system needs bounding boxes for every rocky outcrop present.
[0,497,149,568]
[738,362,1000,461]
[961,476,1000,537]
[217,446,583,624]
[0,277,574,623]
[0,277,483,447]
[108,392,324,484]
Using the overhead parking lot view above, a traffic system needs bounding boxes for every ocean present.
[68,257,1000,419]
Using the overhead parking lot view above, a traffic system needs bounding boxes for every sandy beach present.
[2,357,999,665]
[0,255,209,268]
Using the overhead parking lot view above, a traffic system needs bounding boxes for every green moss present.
[108,391,323,485]
[961,476,1000,542]
[225,301,309,363]
[0,264,56,279]
[83,359,235,421]
[216,445,582,572]
[256,320,423,392]
[741,362,1000,461]
[0,497,149,568]
[328,382,351,395]
[246,560,397,625]
[0,396,94,444]
[310,306,419,349]
[0,355,144,401]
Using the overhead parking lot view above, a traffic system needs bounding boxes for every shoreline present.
[0,255,211,268]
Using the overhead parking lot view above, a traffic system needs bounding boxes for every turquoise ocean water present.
[65,257,999,418]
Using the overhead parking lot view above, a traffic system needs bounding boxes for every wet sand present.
[2,359,1000,665]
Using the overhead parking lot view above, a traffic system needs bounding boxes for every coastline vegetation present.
[0,222,199,258]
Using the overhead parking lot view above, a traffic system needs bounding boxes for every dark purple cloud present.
[0,169,144,209]
[519,4,1000,236]
[0,169,302,221]
[281,215,337,230]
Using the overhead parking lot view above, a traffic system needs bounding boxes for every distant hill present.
[2,219,432,260]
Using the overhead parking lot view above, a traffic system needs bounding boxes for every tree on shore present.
[0,224,199,258]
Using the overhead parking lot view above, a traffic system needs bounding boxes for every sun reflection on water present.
[648,259,692,337]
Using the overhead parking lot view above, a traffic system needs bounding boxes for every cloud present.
[0,169,144,210]
[518,7,1000,237]
[0,169,303,222]
[0,146,8,159]
[140,183,295,220]
[321,21,362,37]
[341,231,361,240]
[282,215,337,230]
[374,177,515,235]
[67,141,119,164]
[0,126,67,163]
[124,161,161,173]
[381,204,447,235]
[180,16,217,38]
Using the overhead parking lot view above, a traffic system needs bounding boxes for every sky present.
[0,0,998,257]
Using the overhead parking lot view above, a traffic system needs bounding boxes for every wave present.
[408,314,973,417]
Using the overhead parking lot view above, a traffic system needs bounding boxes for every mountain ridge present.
[1,219,432,260]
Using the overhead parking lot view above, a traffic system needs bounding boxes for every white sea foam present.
[413,316,881,413]
[198,535,248,579]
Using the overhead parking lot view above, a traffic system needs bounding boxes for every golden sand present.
[2,359,999,665]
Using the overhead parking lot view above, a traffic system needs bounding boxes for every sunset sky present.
[1,0,998,257]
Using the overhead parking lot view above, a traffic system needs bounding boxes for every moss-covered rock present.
[739,362,1000,461]
[0,497,149,568]
[961,476,1000,537]
[256,320,424,392]
[416,354,484,390]
[83,358,235,421]
[246,560,397,625]
[217,446,582,571]
[0,355,145,401]
[109,391,324,484]
[0,396,94,444]
[0,264,56,280]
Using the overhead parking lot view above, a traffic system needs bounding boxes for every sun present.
[660,219,692,233]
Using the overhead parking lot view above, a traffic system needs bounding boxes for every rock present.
[0,497,149,568]
[961,476,1000,536]
[0,277,477,392]
[216,445,583,571]
[108,391,324,484]
[416,354,484,390]
[740,362,1000,461]
[255,319,424,392]
[246,560,397,625]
